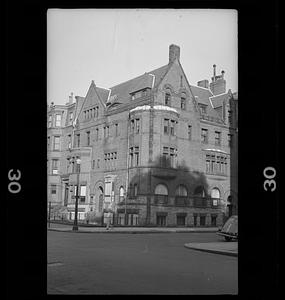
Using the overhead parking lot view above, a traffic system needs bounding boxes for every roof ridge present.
[209,92,228,99]
[191,84,213,95]
[109,64,169,90]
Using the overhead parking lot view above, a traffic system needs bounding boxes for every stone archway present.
[97,186,104,213]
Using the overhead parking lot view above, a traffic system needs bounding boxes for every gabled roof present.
[96,86,110,103]
[187,85,224,120]
[108,64,169,104]
[190,85,213,106]
[209,93,229,108]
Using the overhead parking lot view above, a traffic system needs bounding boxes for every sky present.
[47,9,237,105]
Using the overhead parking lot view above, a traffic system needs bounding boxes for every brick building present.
[47,44,238,226]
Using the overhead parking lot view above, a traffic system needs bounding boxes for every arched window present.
[119,186,124,197]
[175,184,188,196]
[134,184,138,196]
[155,183,168,195]
[211,188,220,206]
[181,92,186,110]
[194,185,205,197]
[165,89,171,106]
[211,188,220,199]
[98,186,104,212]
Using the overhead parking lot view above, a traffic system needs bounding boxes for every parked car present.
[217,215,238,241]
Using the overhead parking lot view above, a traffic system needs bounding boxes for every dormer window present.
[199,104,207,114]
[130,88,150,101]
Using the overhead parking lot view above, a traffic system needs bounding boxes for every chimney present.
[213,64,216,81]
[197,80,209,89]
[210,66,226,95]
[169,44,180,64]
[69,92,74,104]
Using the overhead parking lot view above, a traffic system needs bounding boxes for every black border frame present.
[6,1,279,298]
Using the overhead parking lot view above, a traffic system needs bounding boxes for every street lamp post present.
[72,157,81,231]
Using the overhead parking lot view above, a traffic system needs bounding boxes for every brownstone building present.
[47,44,238,226]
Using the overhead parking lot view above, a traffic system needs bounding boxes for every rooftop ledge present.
[130,105,178,114]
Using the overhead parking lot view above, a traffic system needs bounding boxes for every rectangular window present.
[199,105,207,114]
[216,156,221,173]
[104,126,110,138]
[162,146,169,167]
[170,147,175,168]
[53,136,60,150]
[68,134,72,149]
[215,131,221,146]
[206,155,211,173]
[157,215,167,226]
[95,106,99,118]
[129,147,139,167]
[162,146,177,168]
[52,159,59,175]
[165,93,171,106]
[115,123,119,136]
[164,119,169,134]
[188,125,192,140]
[48,115,52,128]
[201,128,208,143]
[228,110,232,124]
[170,120,175,136]
[86,131,90,146]
[135,119,140,134]
[55,114,61,127]
[92,160,95,169]
[69,112,73,125]
[51,184,57,194]
[76,134,80,147]
[47,136,50,149]
[177,215,186,226]
[228,134,233,147]
[80,185,86,203]
[134,147,139,166]
[211,155,216,173]
[130,119,135,133]
[181,97,186,110]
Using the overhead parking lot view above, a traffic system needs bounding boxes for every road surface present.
[47,231,237,294]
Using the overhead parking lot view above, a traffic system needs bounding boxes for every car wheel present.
[225,236,232,242]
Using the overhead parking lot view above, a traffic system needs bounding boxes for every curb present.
[184,244,238,257]
[48,228,219,234]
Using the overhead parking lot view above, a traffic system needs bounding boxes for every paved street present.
[47,231,237,295]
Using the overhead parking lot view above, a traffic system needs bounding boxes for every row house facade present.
[47,44,238,226]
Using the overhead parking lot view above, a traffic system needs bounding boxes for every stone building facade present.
[47,44,238,226]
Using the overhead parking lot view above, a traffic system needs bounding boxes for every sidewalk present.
[47,223,219,234]
[184,241,238,257]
